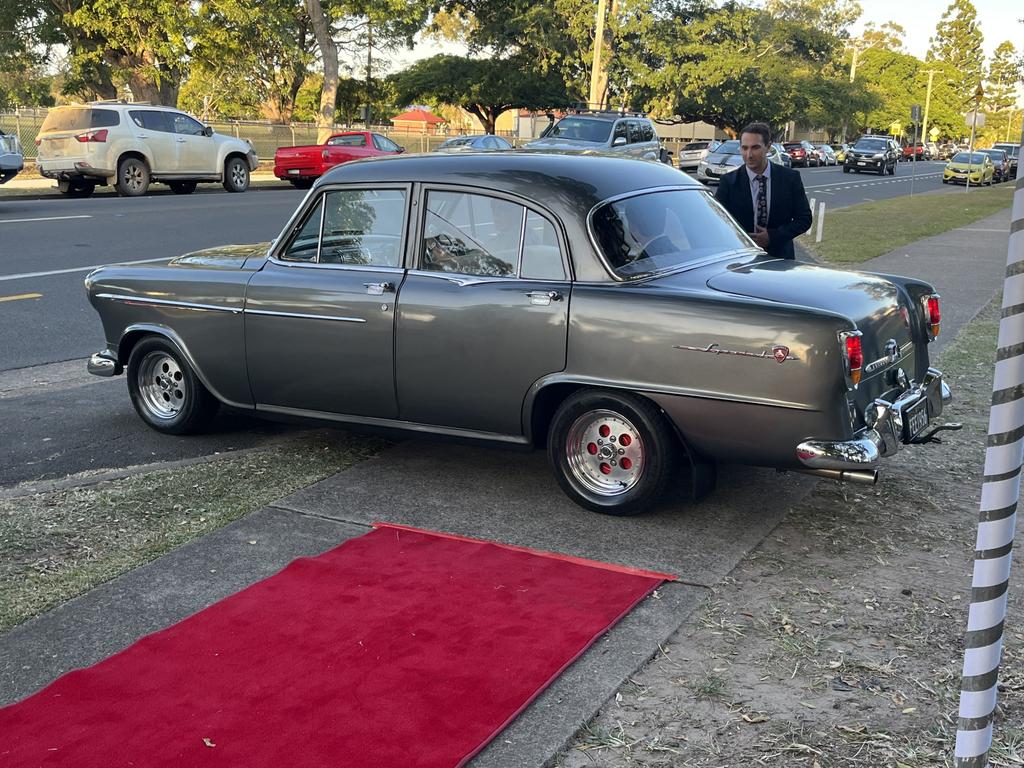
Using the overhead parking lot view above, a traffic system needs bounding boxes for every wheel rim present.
[230,162,247,188]
[138,352,186,420]
[122,162,144,192]
[565,409,644,497]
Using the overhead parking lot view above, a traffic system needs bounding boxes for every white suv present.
[35,102,258,197]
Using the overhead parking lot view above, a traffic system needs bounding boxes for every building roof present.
[391,109,446,124]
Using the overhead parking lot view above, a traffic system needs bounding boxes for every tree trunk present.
[306,0,338,143]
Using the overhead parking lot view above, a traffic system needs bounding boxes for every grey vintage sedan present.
[85,153,955,515]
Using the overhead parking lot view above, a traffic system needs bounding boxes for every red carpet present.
[0,523,672,768]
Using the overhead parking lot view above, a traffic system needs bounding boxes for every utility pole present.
[589,0,610,110]
[921,69,939,153]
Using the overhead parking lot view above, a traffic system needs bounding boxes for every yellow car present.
[943,151,994,186]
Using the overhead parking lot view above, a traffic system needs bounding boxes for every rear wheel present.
[127,336,218,434]
[547,389,680,516]
[169,181,197,195]
[115,157,150,196]
[222,157,249,193]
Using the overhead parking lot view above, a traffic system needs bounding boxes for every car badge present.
[864,339,901,374]
[772,345,790,364]
[673,342,797,363]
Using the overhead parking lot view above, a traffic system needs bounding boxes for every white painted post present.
[815,202,825,242]
[809,197,816,222]
[954,131,1024,767]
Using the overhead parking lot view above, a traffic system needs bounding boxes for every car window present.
[421,190,520,277]
[521,212,566,280]
[952,152,989,164]
[40,108,119,132]
[172,113,205,136]
[548,117,612,143]
[854,138,888,152]
[641,122,655,142]
[130,110,170,132]
[280,198,324,262]
[494,137,512,150]
[682,142,708,151]
[329,134,367,147]
[715,140,741,154]
[373,134,400,152]
[612,121,629,144]
[590,189,751,279]
[318,189,406,267]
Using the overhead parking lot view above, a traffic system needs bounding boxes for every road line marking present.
[0,257,170,283]
[0,215,92,225]
[960,228,1009,233]
[0,292,42,302]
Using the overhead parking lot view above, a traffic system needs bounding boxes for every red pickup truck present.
[274,131,405,188]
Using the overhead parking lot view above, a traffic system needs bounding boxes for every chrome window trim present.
[515,207,527,276]
[243,308,366,324]
[96,293,241,314]
[266,256,406,275]
[585,186,755,283]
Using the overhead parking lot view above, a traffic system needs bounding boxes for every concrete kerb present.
[0,205,1015,765]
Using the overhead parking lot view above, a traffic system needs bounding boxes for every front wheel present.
[842,166,850,174]
[127,336,218,434]
[547,389,680,516]
[169,181,197,195]
[223,157,250,193]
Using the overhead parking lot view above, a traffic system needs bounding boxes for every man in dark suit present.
[714,122,812,259]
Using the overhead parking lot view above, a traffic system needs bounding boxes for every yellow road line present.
[0,293,43,303]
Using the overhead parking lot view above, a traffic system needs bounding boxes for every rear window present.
[993,145,1020,159]
[40,108,119,132]
[590,189,752,280]
[682,142,709,150]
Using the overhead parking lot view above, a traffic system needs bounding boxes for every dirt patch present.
[556,296,1024,766]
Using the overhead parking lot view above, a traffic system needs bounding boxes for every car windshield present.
[853,139,888,151]
[590,189,753,279]
[682,142,709,150]
[952,152,988,164]
[40,108,119,132]
[547,118,611,143]
[713,140,740,155]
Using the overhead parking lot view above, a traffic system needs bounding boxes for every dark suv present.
[843,135,898,175]
[991,143,1019,179]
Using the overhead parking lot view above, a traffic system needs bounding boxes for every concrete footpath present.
[0,207,1014,766]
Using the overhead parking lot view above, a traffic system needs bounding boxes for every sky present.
[849,0,1021,62]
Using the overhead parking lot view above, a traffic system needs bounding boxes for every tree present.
[393,54,574,133]
[986,41,1022,113]
[927,0,984,107]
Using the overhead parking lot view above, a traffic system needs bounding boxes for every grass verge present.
[0,432,385,633]
[800,182,1015,264]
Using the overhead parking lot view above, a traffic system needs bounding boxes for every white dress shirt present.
[745,163,771,226]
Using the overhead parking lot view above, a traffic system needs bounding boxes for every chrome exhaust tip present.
[796,468,880,485]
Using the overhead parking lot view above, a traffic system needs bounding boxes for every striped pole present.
[955,133,1024,767]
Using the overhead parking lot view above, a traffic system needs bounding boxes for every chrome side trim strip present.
[255,403,530,444]
[243,308,366,324]
[96,293,241,314]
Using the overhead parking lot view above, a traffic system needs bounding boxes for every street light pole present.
[966,84,984,191]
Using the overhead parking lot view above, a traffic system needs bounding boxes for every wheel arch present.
[223,150,249,176]
[116,149,151,172]
[118,323,251,409]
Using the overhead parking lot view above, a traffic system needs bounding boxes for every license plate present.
[857,161,866,166]
[902,398,928,442]
[287,169,300,175]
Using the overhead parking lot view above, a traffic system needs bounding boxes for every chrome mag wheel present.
[565,409,644,496]
[137,351,187,420]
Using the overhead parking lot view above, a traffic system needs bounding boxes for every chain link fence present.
[1,108,525,162]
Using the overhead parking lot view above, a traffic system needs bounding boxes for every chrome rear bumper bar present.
[796,367,951,472]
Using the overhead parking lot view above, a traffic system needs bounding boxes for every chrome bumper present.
[797,367,951,471]
[88,349,122,377]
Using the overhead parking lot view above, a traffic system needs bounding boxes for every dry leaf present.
[741,712,770,723]
[902,707,916,714]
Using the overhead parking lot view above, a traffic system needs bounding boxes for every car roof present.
[316,152,699,212]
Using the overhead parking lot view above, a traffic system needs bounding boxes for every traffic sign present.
[911,104,922,123]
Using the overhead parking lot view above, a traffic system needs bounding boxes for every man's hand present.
[752,225,770,249]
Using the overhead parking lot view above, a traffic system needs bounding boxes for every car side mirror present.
[613,136,627,147]
[397,146,405,153]
[203,125,214,137]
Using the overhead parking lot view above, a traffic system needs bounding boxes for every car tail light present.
[922,293,941,338]
[839,330,863,388]
[75,129,108,143]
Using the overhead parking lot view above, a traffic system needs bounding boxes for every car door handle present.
[364,281,394,295]
[176,138,187,143]
[525,290,563,306]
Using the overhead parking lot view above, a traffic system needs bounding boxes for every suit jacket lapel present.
[734,171,755,230]
[766,170,782,227]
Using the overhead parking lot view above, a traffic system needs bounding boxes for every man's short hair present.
[739,122,772,145]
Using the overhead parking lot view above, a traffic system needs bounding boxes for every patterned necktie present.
[755,174,768,229]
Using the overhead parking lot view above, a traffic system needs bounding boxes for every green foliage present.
[0,64,56,108]
[986,41,1023,113]
[926,0,984,107]
[393,54,574,133]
